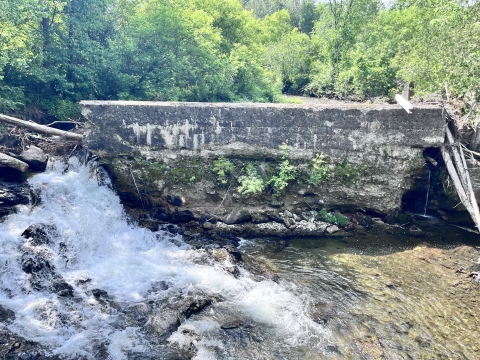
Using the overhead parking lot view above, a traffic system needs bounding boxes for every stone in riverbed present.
[170,210,195,223]
[224,245,242,262]
[166,194,185,206]
[326,225,339,234]
[0,305,15,322]
[223,208,251,225]
[52,281,74,297]
[221,320,244,330]
[202,221,214,229]
[409,225,423,236]
[251,211,269,223]
[21,253,53,274]
[19,146,48,171]
[0,181,30,218]
[21,224,57,246]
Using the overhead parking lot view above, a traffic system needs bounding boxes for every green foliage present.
[213,156,235,184]
[335,159,357,184]
[299,1,318,34]
[238,163,265,194]
[268,141,297,195]
[306,152,331,185]
[132,156,166,182]
[319,208,349,226]
[268,159,297,195]
[265,29,312,93]
[1,0,479,123]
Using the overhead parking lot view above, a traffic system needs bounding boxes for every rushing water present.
[1,158,480,359]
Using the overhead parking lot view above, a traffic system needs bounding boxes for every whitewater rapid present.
[0,157,328,359]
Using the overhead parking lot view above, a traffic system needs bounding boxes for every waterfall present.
[423,168,431,216]
[0,157,327,359]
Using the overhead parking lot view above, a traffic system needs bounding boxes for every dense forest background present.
[0,0,479,123]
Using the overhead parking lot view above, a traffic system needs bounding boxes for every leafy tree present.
[299,1,318,33]
[265,29,312,93]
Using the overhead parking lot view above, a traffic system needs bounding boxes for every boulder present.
[0,305,15,322]
[0,181,30,218]
[202,221,214,230]
[21,253,53,275]
[22,224,57,246]
[326,225,339,234]
[223,209,251,225]
[166,194,186,206]
[170,210,195,223]
[19,146,48,171]
[251,211,269,224]
[266,212,284,224]
[292,220,328,236]
[199,213,217,225]
[52,281,74,297]
[224,245,242,262]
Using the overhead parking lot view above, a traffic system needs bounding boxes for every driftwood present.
[442,127,480,233]
[395,94,414,114]
[0,152,29,172]
[0,113,83,141]
[441,146,472,211]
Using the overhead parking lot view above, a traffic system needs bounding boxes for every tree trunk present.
[0,114,83,141]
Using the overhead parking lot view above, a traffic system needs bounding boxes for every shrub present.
[213,156,235,184]
[238,164,265,194]
[306,152,331,185]
[319,208,349,226]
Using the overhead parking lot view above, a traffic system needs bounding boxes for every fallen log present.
[0,152,29,172]
[0,113,82,141]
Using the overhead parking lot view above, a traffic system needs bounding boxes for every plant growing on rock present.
[319,208,349,226]
[268,141,297,195]
[335,160,357,185]
[213,156,234,184]
[306,152,331,185]
[238,164,265,194]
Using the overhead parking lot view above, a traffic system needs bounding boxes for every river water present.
[0,158,479,359]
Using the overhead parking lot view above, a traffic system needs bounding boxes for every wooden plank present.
[441,146,473,213]
[395,94,414,114]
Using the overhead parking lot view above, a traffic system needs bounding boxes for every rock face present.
[80,101,444,216]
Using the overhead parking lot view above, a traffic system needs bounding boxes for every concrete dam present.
[79,100,445,232]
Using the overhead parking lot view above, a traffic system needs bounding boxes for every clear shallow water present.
[240,227,480,359]
[1,157,479,359]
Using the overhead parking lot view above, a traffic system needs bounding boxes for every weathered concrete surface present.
[80,101,445,218]
[81,101,443,157]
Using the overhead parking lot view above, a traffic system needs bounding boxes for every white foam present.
[0,157,328,358]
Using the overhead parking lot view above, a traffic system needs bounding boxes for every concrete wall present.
[81,101,444,158]
[80,101,445,216]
